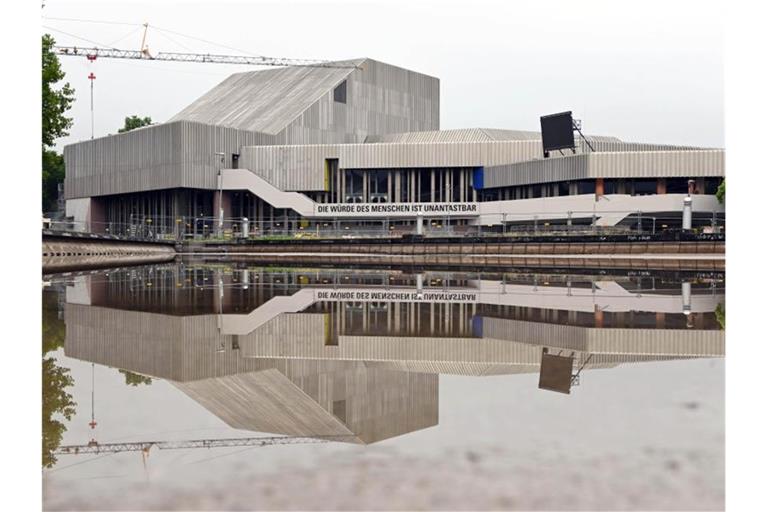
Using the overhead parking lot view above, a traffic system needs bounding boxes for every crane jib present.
[53,46,360,69]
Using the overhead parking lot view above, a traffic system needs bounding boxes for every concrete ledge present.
[194,251,724,272]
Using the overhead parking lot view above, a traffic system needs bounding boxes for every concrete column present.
[213,191,233,234]
[682,282,692,315]
[655,312,666,329]
[429,302,435,334]
[459,170,465,202]
[431,169,436,202]
[89,197,107,234]
[395,172,401,203]
[595,178,604,198]
[683,196,693,230]
[213,271,232,313]
[388,171,393,203]
[657,178,667,195]
[363,171,369,202]
[594,307,604,328]
[417,171,422,202]
[416,214,424,235]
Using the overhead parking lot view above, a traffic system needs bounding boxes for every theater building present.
[64,58,725,237]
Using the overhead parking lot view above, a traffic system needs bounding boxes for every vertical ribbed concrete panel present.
[481,317,724,357]
[64,304,346,382]
[64,58,440,199]
[482,150,725,188]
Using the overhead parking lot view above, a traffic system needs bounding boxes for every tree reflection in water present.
[42,291,76,468]
[119,369,152,386]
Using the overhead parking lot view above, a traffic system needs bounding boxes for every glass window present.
[633,179,656,196]
[577,180,595,195]
[667,178,689,194]
[333,80,347,104]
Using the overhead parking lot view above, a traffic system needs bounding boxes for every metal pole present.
[88,72,96,139]
[90,79,94,139]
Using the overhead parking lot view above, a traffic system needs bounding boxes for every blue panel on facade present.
[471,315,483,338]
[472,167,484,190]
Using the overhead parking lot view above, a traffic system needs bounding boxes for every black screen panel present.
[540,111,575,153]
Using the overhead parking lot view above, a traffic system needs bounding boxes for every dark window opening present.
[333,80,347,104]
[666,178,689,194]
[332,400,347,423]
[705,178,720,195]
[576,180,595,195]
[633,179,656,196]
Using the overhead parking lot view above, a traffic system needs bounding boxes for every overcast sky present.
[43,0,724,150]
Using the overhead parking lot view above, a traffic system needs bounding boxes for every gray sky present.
[43,0,724,150]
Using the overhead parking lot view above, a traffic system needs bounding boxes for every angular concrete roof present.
[169,58,365,135]
[366,128,622,144]
[366,128,540,143]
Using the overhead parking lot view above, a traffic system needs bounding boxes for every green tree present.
[42,34,74,212]
[715,302,725,330]
[42,150,64,213]
[716,179,725,204]
[42,291,76,468]
[42,34,74,147]
[118,115,153,133]
[119,369,153,386]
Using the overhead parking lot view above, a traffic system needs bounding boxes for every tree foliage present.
[42,291,76,468]
[42,150,64,212]
[716,179,725,204]
[118,115,153,133]
[119,369,153,386]
[42,358,76,468]
[42,34,74,212]
[715,302,725,330]
[42,34,74,148]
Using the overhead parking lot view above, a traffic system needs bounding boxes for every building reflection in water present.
[58,263,725,444]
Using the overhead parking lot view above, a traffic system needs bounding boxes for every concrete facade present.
[63,58,724,234]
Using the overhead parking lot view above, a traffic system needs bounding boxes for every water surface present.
[42,263,725,510]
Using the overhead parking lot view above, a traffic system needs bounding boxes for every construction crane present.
[54,434,354,456]
[54,46,359,69]
[46,18,359,68]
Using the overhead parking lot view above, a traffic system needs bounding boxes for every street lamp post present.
[215,152,226,237]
